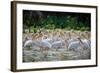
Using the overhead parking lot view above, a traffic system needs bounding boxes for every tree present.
[23,10,44,32]
[23,10,33,33]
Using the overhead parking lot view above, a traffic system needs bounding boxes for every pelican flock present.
[23,30,91,62]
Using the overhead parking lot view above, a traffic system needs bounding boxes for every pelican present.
[68,38,91,51]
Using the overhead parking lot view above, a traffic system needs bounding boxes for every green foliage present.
[31,27,38,33]
[23,10,91,33]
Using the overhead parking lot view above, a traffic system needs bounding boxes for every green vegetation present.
[23,10,91,33]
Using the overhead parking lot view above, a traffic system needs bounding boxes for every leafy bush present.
[23,10,91,33]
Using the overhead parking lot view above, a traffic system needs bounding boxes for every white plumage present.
[42,38,53,44]
[67,38,79,44]
[38,38,52,50]
[24,40,33,48]
[24,39,39,49]
[81,39,91,49]
[68,39,90,51]
[52,40,65,49]
[23,37,52,51]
